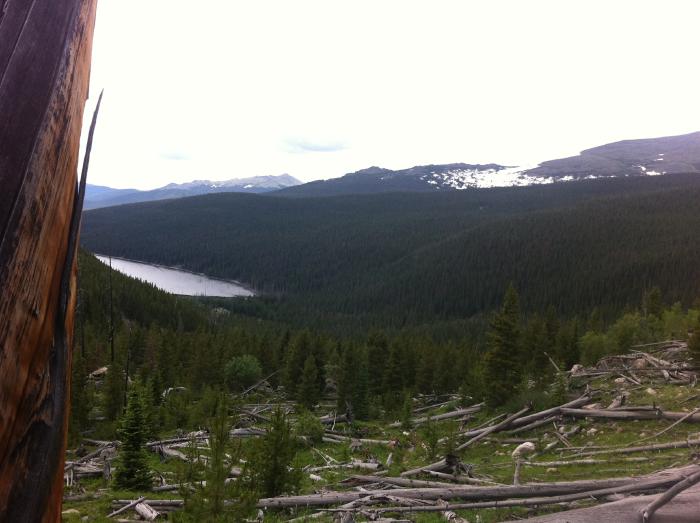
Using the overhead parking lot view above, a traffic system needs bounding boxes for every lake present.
[95,255,254,298]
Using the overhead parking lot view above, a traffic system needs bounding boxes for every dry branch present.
[107,497,146,518]
[456,406,531,451]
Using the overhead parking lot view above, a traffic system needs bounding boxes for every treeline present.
[73,251,700,442]
[81,174,700,329]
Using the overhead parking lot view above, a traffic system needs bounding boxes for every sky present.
[82,0,700,190]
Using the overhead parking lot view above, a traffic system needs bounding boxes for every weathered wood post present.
[0,0,98,521]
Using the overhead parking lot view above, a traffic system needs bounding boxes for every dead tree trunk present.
[0,1,98,521]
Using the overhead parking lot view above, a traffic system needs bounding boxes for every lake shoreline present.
[94,253,256,298]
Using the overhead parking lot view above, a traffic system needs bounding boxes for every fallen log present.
[454,395,590,441]
[146,435,208,448]
[319,413,350,425]
[322,472,687,514]
[501,473,700,522]
[134,502,159,521]
[257,475,650,508]
[507,415,558,435]
[425,470,501,485]
[347,475,462,489]
[561,407,700,423]
[413,400,455,414]
[107,497,146,518]
[572,438,700,457]
[641,469,700,523]
[322,433,393,445]
[111,500,185,508]
[400,457,456,478]
[506,395,593,429]
[638,407,700,443]
[456,406,531,451]
[523,457,649,467]
[307,461,382,473]
[389,404,484,428]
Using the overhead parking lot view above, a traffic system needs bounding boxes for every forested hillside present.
[82,174,700,328]
[68,248,700,521]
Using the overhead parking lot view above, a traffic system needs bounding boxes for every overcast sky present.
[82,0,700,189]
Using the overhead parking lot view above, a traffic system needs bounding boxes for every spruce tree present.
[282,330,311,395]
[69,351,91,443]
[298,354,319,409]
[522,315,551,385]
[338,346,370,420]
[103,356,126,422]
[484,284,522,407]
[114,387,152,491]
[382,341,404,411]
[243,408,302,498]
[353,348,370,420]
[415,349,435,395]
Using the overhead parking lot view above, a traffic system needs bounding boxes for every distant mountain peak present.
[84,174,302,209]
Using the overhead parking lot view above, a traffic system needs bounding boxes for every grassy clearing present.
[64,357,700,522]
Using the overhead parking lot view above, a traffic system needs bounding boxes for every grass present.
[63,374,700,522]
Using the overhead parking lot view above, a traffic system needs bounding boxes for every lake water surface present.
[95,256,254,298]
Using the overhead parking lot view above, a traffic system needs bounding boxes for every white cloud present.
[82,0,700,189]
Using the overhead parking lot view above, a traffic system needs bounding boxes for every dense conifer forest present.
[82,174,700,330]
[74,249,700,439]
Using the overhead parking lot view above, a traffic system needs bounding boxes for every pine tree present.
[643,286,663,318]
[382,341,404,411]
[180,395,256,522]
[484,284,522,407]
[522,315,551,385]
[103,355,126,422]
[353,348,370,420]
[400,391,413,429]
[243,408,302,498]
[69,351,91,443]
[298,354,319,409]
[282,330,311,395]
[415,348,435,395]
[367,330,388,395]
[114,387,152,491]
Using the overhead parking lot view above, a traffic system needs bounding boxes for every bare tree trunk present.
[0,1,98,521]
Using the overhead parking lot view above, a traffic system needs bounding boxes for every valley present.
[4,2,700,521]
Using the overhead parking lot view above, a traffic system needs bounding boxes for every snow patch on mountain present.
[419,165,551,190]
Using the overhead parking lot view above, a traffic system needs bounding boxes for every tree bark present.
[0,1,97,521]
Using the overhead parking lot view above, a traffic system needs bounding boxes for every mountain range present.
[276,131,700,197]
[85,131,700,208]
[84,174,301,209]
